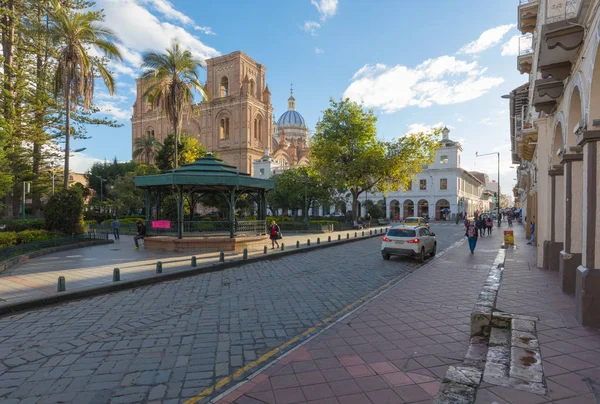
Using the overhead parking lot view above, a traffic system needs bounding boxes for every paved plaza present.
[0,225,463,306]
[0,223,465,403]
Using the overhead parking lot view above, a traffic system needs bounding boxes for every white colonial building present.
[368,128,489,220]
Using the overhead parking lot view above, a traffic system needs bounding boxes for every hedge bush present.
[44,188,85,235]
[119,217,145,224]
[0,219,45,232]
[17,230,53,244]
[0,232,18,247]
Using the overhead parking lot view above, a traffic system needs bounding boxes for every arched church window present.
[253,117,263,140]
[220,117,230,140]
[220,77,228,97]
[146,127,155,138]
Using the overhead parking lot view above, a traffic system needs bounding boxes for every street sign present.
[504,230,514,245]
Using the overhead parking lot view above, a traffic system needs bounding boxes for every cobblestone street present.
[0,223,465,403]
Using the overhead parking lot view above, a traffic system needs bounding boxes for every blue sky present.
[75,0,526,192]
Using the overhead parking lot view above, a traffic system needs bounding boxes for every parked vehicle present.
[381,225,436,262]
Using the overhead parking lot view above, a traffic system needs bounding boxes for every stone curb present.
[0,239,114,275]
[435,247,506,404]
[0,230,387,318]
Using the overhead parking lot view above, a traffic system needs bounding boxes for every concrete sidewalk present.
[209,224,504,403]
[0,226,389,306]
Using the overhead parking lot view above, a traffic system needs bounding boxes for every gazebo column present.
[229,190,236,238]
[177,187,184,239]
[156,190,162,220]
[144,190,151,224]
[261,190,267,220]
[576,131,600,327]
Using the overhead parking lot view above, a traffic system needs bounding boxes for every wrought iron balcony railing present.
[519,34,534,56]
[546,0,582,24]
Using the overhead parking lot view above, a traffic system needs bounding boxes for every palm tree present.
[133,133,162,165]
[50,0,122,189]
[140,42,206,168]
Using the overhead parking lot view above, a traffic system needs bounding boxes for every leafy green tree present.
[155,133,206,170]
[140,42,206,168]
[311,98,439,220]
[44,186,85,234]
[84,159,140,197]
[267,166,333,217]
[107,173,144,216]
[50,0,122,189]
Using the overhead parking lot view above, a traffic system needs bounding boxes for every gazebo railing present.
[235,220,267,236]
[145,219,267,237]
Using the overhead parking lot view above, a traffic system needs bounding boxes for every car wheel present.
[418,248,425,263]
[382,254,390,260]
[431,243,437,257]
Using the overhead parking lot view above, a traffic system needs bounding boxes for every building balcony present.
[518,34,534,74]
[518,125,538,162]
[532,77,564,114]
[538,0,585,81]
[518,0,539,35]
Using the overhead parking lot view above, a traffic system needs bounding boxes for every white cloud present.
[143,0,191,25]
[406,122,445,135]
[115,44,144,67]
[95,101,132,120]
[311,0,339,22]
[459,24,515,54]
[315,48,324,55]
[302,20,321,35]
[501,35,520,56]
[195,26,215,35]
[70,153,104,173]
[96,0,219,64]
[344,55,504,113]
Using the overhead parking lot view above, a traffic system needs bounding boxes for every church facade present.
[131,50,308,175]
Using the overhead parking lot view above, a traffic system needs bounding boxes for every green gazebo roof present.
[135,154,275,190]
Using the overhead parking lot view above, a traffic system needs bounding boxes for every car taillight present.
[382,236,391,242]
[407,238,420,244]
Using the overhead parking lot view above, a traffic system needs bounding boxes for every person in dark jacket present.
[465,219,479,254]
[134,221,147,249]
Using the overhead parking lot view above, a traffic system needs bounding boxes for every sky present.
[74,0,527,194]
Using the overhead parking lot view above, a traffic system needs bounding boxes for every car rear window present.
[387,229,416,237]
[404,218,418,223]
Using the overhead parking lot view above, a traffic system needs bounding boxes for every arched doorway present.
[390,200,400,220]
[417,199,428,217]
[436,199,451,220]
[403,199,414,218]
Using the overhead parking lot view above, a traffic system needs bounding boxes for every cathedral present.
[131,50,309,176]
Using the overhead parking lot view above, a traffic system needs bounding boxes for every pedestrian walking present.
[465,219,479,254]
[486,217,493,235]
[508,214,513,227]
[269,220,281,249]
[134,220,146,250]
[112,216,120,240]
[477,216,486,237]
[365,212,371,228]
[527,219,535,245]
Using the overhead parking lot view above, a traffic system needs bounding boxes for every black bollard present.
[328,236,331,242]
[307,239,311,246]
[156,261,163,274]
[243,248,248,260]
[191,256,197,267]
[317,237,320,245]
[362,231,364,236]
[281,243,285,251]
[57,276,66,292]
[347,233,349,239]
[355,232,357,238]
[370,230,372,235]
[113,268,120,282]
[264,246,268,254]
[338,234,341,241]
[296,240,300,248]
[219,251,225,262]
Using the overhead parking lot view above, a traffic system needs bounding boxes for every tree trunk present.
[63,81,70,190]
[2,0,15,123]
[351,192,359,221]
[173,120,178,168]
[31,0,45,217]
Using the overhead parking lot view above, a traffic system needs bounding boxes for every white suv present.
[381,225,437,262]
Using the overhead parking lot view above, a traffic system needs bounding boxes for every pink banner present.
[152,220,171,229]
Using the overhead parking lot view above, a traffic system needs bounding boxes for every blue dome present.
[277,110,307,129]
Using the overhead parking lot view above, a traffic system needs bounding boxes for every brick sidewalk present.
[209,226,505,403]
[476,225,600,404]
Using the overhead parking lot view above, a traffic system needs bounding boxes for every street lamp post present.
[96,176,107,202]
[22,182,30,220]
[302,176,309,228]
[475,151,501,227]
